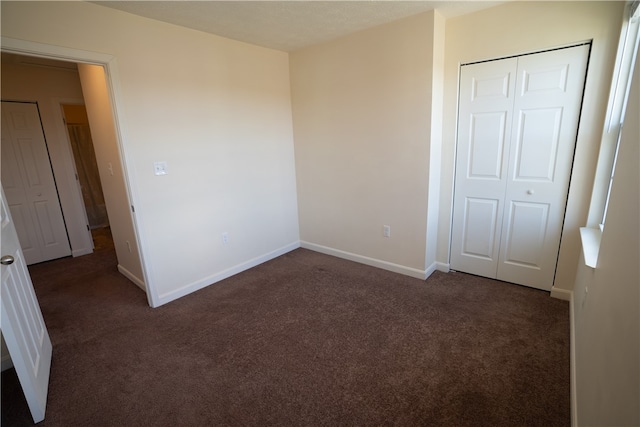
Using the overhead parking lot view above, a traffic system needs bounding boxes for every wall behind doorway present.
[1,54,145,293]
[0,53,93,257]
[76,63,145,291]
[62,103,109,230]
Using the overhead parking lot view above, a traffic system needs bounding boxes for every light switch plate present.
[154,161,168,176]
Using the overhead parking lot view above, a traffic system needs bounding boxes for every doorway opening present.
[61,103,111,248]
[0,45,149,303]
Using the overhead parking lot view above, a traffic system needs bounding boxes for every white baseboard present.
[425,261,439,278]
[426,261,449,277]
[301,241,427,280]
[117,264,146,292]
[436,262,450,273]
[72,247,93,257]
[551,286,576,425]
[569,290,577,427]
[1,354,13,372]
[550,286,572,301]
[155,241,301,307]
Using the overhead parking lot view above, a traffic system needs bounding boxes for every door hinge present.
[87,224,90,231]
[131,205,135,213]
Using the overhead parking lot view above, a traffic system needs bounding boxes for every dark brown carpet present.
[2,228,570,426]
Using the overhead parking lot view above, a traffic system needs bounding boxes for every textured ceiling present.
[92,1,504,52]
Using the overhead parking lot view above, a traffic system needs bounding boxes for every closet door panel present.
[451,44,589,291]
[498,44,590,289]
[450,58,517,277]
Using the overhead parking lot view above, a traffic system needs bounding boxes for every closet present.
[450,44,590,290]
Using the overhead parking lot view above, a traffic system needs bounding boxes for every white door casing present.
[1,185,53,423]
[451,44,590,290]
[1,101,72,265]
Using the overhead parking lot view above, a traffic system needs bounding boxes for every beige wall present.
[1,59,94,257]
[441,1,624,293]
[1,1,300,306]
[78,64,144,287]
[2,2,636,420]
[290,1,623,286]
[290,12,436,275]
[573,53,639,426]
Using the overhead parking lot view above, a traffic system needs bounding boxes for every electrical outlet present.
[383,225,391,238]
[222,232,229,245]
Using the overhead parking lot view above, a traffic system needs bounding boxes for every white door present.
[1,101,72,265]
[1,185,52,423]
[451,44,589,290]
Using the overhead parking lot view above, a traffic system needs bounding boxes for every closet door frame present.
[450,43,591,291]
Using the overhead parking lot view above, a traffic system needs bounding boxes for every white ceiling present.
[91,1,505,52]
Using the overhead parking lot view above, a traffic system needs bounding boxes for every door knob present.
[1,255,15,265]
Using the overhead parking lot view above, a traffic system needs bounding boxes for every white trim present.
[97,56,154,307]
[436,262,450,273]
[72,248,93,257]
[606,5,640,133]
[427,261,451,276]
[551,287,576,424]
[155,241,301,307]
[301,241,427,280]
[1,37,113,65]
[425,261,439,278]
[588,4,640,227]
[569,290,578,427]
[117,264,146,292]
[1,354,14,372]
[550,287,572,301]
[579,227,601,269]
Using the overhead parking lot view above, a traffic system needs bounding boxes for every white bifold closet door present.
[451,44,589,291]
[1,102,71,265]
